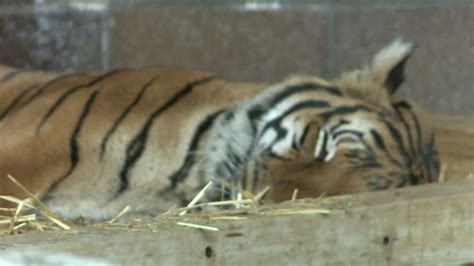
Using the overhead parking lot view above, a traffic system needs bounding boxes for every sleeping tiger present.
[0,39,440,220]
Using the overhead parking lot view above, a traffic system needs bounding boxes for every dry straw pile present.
[0,176,331,236]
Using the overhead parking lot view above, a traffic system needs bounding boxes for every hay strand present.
[8,200,25,234]
[261,208,331,216]
[5,174,70,230]
[291,189,299,201]
[439,164,448,182]
[0,214,36,225]
[0,195,35,209]
[179,181,213,216]
[108,206,131,224]
[176,222,219,231]
[253,186,270,202]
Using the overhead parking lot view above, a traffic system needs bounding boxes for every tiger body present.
[0,40,440,220]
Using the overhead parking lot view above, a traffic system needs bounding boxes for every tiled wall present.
[0,1,472,115]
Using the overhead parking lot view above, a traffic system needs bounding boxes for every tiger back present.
[0,39,440,220]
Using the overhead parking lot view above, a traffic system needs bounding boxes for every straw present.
[6,174,70,230]
[291,189,299,201]
[179,181,214,216]
[177,222,219,231]
[108,206,132,224]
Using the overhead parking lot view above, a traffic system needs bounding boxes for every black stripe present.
[18,73,83,109]
[331,129,373,163]
[401,103,426,184]
[247,105,266,135]
[360,161,382,168]
[217,161,235,179]
[291,128,299,150]
[268,127,288,152]
[0,70,26,84]
[346,130,373,154]
[248,105,266,121]
[117,77,215,194]
[0,85,35,120]
[169,109,225,188]
[241,161,248,193]
[299,123,312,146]
[424,132,439,182]
[369,129,404,168]
[345,144,381,169]
[269,83,342,108]
[320,105,374,120]
[247,83,341,124]
[318,128,373,164]
[226,143,246,173]
[251,161,261,193]
[100,75,159,159]
[228,147,245,166]
[0,70,17,83]
[329,119,350,133]
[224,111,235,122]
[36,71,121,134]
[46,90,99,194]
[328,128,369,165]
[382,119,412,166]
[280,100,331,116]
[397,101,424,156]
[261,100,330,138]
[393,101,417,157]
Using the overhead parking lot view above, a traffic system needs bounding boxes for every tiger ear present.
[370,39,416,94]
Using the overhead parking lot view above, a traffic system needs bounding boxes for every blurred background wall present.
[0,0,472,115]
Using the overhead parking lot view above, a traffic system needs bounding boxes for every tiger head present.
[260,39,441,201]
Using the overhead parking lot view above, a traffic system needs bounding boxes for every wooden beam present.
[434,115,474,181]
[1,179,473,265]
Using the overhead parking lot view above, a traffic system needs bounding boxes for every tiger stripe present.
[47,90,100,195]
[100,74,160,159]
[17,73,84,110]
[0,70,26,84]
[117,77,215,195]
[267,83,342,108]
[0,85,35,121]
[369,129,404,168]
[36,71,122,134]
[169,109,225,188]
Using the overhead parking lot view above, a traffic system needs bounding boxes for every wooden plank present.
[434,115,474,181]
[1,179,473,265]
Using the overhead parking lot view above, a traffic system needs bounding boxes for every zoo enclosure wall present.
[0,0,473,116]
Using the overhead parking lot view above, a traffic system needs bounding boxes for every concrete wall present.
[0,0,472,115]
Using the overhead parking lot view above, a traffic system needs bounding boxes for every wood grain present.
[435,115,474,180]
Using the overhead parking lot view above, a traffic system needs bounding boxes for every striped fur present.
[0,39,440,220]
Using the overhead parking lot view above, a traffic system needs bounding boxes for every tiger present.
[0,39,440,221]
